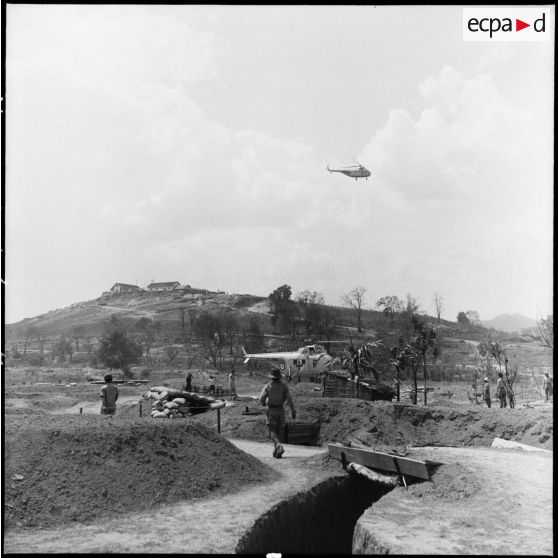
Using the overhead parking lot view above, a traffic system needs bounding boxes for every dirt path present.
[355,446,553,555]
[3,440,330,554]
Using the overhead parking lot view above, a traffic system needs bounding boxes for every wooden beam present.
[328,443,443,481]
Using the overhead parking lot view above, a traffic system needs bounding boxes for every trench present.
[235,475,393,555]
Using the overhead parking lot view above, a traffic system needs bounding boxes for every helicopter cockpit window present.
[315,345,325,353]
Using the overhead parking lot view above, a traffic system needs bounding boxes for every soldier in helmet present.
[259,368,296,458]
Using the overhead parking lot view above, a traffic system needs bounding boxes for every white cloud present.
[4,7,553,323]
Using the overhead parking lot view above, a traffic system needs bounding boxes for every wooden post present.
[217,408,221,434]
[423,360,428,406]
[392,456,407,489]
[139,400,143,418]
[79,407,83,414]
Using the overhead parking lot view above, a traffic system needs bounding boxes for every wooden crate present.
[279,422,321,446]
[323,372,394,402]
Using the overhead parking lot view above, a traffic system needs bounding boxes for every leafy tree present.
[71,325,86,352]
[296,290,326,337]
[53,336,74,362]
[376,295,403,322]
[269,284,297,335]
[391,316,440,405]
[341,286,367,332]
[243,317,266,353]
[433,293,444,323]
[135,317,157,365]
[11,344,22,359]
[457,311,470,326]
[478,341,517,408]
[163,344,180,367]
[97,330,142,376]
[314,307,339,340]
[405,293,420,319]
[465,310,481,326]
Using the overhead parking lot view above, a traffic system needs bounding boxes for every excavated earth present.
[4,413,279,529]
[3,380,554,554]
[193,393,554,452]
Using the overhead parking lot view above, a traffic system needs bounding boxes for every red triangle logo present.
[516,19,530,31]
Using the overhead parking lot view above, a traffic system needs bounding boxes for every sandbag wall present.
[144,386,221,419]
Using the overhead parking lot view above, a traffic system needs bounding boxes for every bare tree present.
[36,329,48,366]
[71,325,86,352]
[433,293,444,323]
[530,316,553,351]
[188,308,198,332]
[341,286,367,332]
[23,325,38,356]
[179,307,187,336]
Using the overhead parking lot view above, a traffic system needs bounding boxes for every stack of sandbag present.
[144,386,224,419]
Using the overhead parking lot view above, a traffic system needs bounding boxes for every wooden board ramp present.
[328,443,443,481]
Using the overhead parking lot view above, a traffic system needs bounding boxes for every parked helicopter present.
[327,163,371,180]
[241,344,334,382]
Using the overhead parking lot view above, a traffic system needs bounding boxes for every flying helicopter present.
[327,162,371,180]
[241,344,334,382]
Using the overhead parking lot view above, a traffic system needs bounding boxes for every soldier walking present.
[259,368,296,458]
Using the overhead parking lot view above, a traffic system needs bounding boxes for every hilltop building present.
[110,283,142,294]
[147,281,182,292]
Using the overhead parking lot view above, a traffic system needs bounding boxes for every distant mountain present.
[482,313,537,333]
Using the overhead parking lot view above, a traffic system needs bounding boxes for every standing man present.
[259,368,296,458]
[228,369,238,400]
[185,372,193,392]
[496,372,507,408]
[100,374,119,416]
[208,375,216,395]
[482,377,491,408]
[543,373,553,401]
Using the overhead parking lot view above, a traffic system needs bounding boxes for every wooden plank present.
[328,443,443,481]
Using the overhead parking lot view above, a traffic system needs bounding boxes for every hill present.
[4,289,553,375]
[482,313,537,334]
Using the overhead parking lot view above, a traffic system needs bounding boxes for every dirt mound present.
[406,461,483,501]
[194,395,553,451]
[4,416,279,529]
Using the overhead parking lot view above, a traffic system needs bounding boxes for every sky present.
[3,5,554,324]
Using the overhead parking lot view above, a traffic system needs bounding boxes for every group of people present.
[481,372,510,408]
[98,367,297,461]
[183,371,238,398]
[478,372,553,408]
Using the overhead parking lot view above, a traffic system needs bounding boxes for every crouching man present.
[259,368,296,458]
